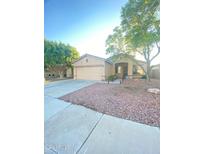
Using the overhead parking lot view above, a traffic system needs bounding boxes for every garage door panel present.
[76,66,104,80]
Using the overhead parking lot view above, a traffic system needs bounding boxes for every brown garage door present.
[76,66,104,80]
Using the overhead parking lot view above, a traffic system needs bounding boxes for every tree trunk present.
[146,61,151,81]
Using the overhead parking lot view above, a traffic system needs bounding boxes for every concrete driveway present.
[44,79,95,121]
[44,79,160,154]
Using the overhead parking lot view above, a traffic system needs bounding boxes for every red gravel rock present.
[60,79,160,127]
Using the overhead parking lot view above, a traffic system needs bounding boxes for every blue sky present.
[45,0,127,58]
[44,0,159,64]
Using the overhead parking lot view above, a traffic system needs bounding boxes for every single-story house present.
[73,53,146,81]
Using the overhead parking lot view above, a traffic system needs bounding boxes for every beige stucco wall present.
[74,55,105,66]
[137,61,146,75]
[73,55,106,80]
[151,69,160,79]
[104,62,114,80]
[151,65,160,79]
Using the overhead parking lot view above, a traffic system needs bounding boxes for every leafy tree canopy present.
[106,0,160,81]
[121,0,160,54]
[44,39,80,72]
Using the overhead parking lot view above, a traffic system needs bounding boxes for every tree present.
[105,0,160,81]
[105,26,146,73]
[106,26,132,56]
[44,39,80,78]
[65,46,80,75]
[121,0,160,81]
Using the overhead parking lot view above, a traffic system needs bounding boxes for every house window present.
[86,58,88,63]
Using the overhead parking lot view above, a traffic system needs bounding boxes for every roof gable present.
[73,53,112,64]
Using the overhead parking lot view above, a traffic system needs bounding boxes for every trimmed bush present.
[141,75,147,79]
[107,75,117,81]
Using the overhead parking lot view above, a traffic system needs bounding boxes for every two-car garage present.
[75,66,104,80]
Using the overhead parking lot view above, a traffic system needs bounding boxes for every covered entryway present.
[75,66,104,80]
[115,63,128,79]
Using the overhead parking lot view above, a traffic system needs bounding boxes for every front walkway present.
[44,79,160,154]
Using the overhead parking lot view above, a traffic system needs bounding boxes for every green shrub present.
[107,75,117,81]
[141,75,147,79]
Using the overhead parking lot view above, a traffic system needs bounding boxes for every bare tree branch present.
[143,50,148,61]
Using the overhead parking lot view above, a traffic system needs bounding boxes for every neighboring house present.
[66,68,73,78]
[73,53,146,81]
[44,71,61,79]
[151,64,160,79]
[44,64,72,79]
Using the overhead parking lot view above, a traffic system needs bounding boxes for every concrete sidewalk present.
[44,79,160,154]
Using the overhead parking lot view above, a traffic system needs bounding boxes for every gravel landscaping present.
[60,79,160,127]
